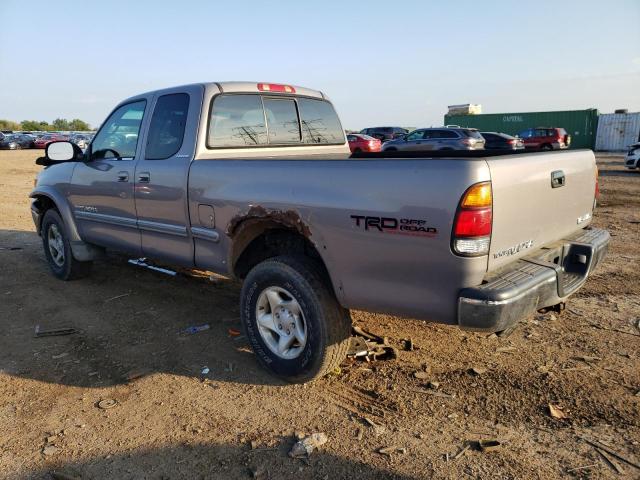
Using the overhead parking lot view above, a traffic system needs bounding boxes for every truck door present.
[134,85,202,267]
[68,99,149,256]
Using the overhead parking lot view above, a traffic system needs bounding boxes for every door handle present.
[117,171,129,182]
[138,172,151,183]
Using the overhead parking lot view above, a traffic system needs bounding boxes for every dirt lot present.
[0,150,638,480]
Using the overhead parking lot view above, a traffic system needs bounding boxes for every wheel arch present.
[30,187,81,241]
[31,187,103,261]
[229,216,340,298]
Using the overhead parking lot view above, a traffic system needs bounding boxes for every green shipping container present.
[444,109,599,149]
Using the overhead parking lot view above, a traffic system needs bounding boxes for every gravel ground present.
[0,150,638,480]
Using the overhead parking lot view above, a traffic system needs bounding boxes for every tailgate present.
[486,150,597,271]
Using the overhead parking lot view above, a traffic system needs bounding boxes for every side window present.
[145,93,189,160]
[208,95,267,147]
[519,129,532,138]
[91,100,146,160]
[263,98,301,144]
[406,130,424,141]
[298,98,344,144]
[438,130,459,139]
[422,130,436,139]
[347,135,356,142]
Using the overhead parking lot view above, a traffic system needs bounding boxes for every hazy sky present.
[1,0,638,129]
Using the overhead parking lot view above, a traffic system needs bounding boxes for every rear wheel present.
[41,209,92,280]
[240,256,351,383]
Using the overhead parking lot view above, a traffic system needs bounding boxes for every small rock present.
[427,381,440,389]
[470,367,487,376]
[42,445,59,456]
[377,445,404,456]
[413,371,430,380]
[46,435,57,443]
[249,440,259,450]
[548,403,568,419]
[289,432,328,458]
[364,418,386,437]
[295,431,305,440]
[97,399,117,410]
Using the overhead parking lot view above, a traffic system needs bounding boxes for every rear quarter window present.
[145,93,189,159]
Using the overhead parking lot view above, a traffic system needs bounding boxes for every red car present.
[517,127,571,151]
[347,134,382,153]
[33,134,68,149]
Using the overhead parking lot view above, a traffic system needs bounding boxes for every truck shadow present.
[20,442,419,480]
[0,229,295,388]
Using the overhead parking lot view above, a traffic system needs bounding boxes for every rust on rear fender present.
[226,205,312,239]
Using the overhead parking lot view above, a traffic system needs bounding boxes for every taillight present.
[461,138,476,146]
[506,139,516,145]
[452,182,492,256]
[368,140,376,147]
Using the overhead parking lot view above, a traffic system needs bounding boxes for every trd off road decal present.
[350,215,437,237]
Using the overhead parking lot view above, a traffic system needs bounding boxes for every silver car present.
[382,127,485,151]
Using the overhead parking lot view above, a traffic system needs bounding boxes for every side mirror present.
[38,141,83,166]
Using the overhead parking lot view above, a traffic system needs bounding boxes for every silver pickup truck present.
[30,81,609,382]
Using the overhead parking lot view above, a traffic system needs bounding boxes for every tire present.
[240,255,351,383]
[41,209,92,280]
[541,144,553,151]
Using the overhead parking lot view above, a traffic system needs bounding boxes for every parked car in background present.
[518,127,571,150]
[34,134,69,149]
[481,132,525,151]
[347,133,381,153]
[382,127,485,152]
[69,134,90,149]
[0,135,21,150]
[626,142,640,169]
[12,133,37,148]
[360,127,408,143]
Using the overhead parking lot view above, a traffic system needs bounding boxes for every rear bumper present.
[457,227,609,332]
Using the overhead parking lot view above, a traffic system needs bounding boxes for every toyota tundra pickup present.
[30,81,609,382]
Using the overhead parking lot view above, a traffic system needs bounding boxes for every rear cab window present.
[207,94,344,148]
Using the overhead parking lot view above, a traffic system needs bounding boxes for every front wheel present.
[41,209,92,280]
[240,256,351,383]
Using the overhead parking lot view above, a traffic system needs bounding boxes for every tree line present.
[0,118,92,132]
